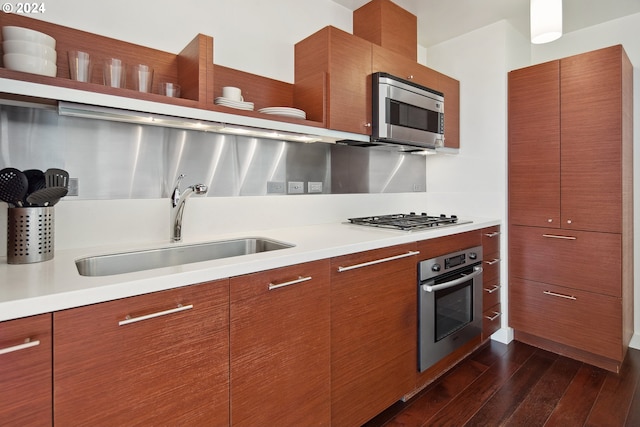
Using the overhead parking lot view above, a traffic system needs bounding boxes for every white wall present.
[422,14,640,348]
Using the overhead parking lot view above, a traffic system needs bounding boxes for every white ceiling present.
[333,0,640,47]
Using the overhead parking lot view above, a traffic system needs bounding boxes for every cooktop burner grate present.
[347,212,471,231]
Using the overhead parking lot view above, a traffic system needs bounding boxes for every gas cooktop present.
[347,212,472,231]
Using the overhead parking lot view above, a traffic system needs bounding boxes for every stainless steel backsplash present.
[0,104,425,199]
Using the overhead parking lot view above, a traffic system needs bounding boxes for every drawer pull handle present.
[119,304,193,326]
[268,276,312,290]
[484,231,500,238]
[484,311,501,321]
[543,234,577,240]
[484,285,501,294]
[543,290,577,300]
[0,338,40,355]
[338,251,420,272]
[484,258,500,265]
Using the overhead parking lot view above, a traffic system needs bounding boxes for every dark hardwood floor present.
[365,340,640,427]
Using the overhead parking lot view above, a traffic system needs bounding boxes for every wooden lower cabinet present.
[0,313,52,427]
[510,278,623,362]
[53,280,230,426]
[229,260,331,427]
[482,226,502,339]
[330,243,418,426]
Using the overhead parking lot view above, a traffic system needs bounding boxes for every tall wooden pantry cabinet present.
[508,45,633,372]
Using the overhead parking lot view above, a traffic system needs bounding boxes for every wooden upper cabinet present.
[372,45,438,89]
[53,280,230,427]
[229,260,331,427]
[353,0,417,61]
[509,46,631,233]
[295,26,373,135]
[508,60,561,228]
[0,313,52,427]
[560,46,627,233]
[438,73,460,149]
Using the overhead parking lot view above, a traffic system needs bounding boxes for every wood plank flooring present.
[364,341,640,427]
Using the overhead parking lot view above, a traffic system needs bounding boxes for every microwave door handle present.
[422,266,483,292]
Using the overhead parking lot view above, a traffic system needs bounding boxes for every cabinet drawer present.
[482,226,501,257]
[483,282,501,311]
[510,225,621,296]
[510,278,623,361]
[0,313,52,426]
[483,303,501,338]
[483,257,500,286]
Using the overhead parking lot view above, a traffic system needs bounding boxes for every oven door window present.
[388,99,441,134]
[434,276,473,342]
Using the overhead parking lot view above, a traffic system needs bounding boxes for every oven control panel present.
[420,246,482,281]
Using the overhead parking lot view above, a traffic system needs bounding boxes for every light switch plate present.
[267,181,285,194]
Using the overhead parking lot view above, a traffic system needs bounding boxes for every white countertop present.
[0,218,500,322]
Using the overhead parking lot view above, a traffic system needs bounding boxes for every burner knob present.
[469,252,478,260]
[432,263,441,272]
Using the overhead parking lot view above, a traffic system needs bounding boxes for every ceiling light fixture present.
[530,0,563,44]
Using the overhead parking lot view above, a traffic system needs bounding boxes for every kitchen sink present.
[75,237,294,277]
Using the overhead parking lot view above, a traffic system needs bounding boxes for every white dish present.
[2,26,56,49]
[215,97,254,111]
[3,53,56,77]
[2,40,56,62]
[258,107,306,119]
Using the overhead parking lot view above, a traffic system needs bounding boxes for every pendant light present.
[530,0,563,44]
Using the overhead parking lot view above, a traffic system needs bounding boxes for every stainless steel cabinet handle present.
[423,266,483,292]
[543,290,577,301]
[268,276,312,290]
[542,234,577,240]
[484,258,500,265]
[484,311,501,321]
[0,338,40,355]
[119,304,193,326]
[484,231,500,238]
[484,284,501,294]
[338,251,420,272]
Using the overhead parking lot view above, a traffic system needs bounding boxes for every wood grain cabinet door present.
[295,26,372,135]
[229,260,331,427]
[508,60,561,228]
[53,280,230,427]
[0,313,52,427]
[560,47,625,233]
[330,244,418,427]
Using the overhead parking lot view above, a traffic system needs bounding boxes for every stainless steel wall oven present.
[418,246,483,372]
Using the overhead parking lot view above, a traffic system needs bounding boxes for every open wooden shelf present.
[0,14,326,129]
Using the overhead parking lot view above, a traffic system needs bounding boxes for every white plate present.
[214,97,254,110]
[258,107,306,119]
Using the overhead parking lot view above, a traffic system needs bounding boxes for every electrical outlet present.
[308,181,323,193]
[267,181,285,194]
[287,181,304,194]
[68,178,79,196]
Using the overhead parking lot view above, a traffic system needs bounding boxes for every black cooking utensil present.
[0,167,28,207]
[26,186,68,207]
[45,168,69,189]
[23,169,46,194]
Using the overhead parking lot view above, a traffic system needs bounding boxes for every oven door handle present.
[422,266,483,292]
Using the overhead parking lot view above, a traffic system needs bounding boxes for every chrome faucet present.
[170,174,208,242]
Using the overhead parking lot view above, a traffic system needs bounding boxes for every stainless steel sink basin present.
[75,237,294,277]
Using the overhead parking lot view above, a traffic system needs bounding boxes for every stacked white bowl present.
[2,26,57,77]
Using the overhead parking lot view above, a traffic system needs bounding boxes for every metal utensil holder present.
[7,207,54,264]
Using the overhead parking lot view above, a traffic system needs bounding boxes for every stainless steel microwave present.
[371,72,445,151]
